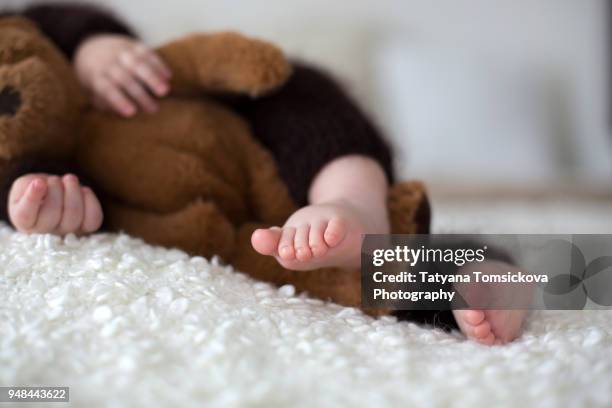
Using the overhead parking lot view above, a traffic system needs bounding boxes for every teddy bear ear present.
[0,17,41,35]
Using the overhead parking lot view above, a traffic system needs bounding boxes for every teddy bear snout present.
[0,86,21,116]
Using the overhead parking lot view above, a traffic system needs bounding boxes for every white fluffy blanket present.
[1,198,612,407]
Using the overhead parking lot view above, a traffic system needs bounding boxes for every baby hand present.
[74,34,172,117]
[8,174,103,235]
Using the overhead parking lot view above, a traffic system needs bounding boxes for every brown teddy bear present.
[0,16,430,311]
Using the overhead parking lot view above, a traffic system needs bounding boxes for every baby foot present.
[453,310,495,345]
[251,201,370,271]
[453,261,531,345]
[453,309,529,345]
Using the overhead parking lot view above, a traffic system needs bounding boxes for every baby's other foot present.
[453,309,528,345]
[251,201,370,270]
[453,261,531,345]
[453,310,496,345]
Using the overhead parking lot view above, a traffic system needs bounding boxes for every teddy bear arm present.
[155,32,292,97]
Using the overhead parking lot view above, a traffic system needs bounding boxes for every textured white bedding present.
[1,198,611,407]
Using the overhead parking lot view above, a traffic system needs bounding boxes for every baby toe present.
[251,227,282,255]
[480,332,496,346]
[277,227,296,260]
[309,220,328,258]
[473,321,491,339]
[324,217,347,248]
[294,224,312,261]
[463,310,486,326]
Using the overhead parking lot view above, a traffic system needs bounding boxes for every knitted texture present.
[21,3,135,59]
[234,63,395,206]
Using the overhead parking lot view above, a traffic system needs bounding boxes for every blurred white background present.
[6,0,612,195]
